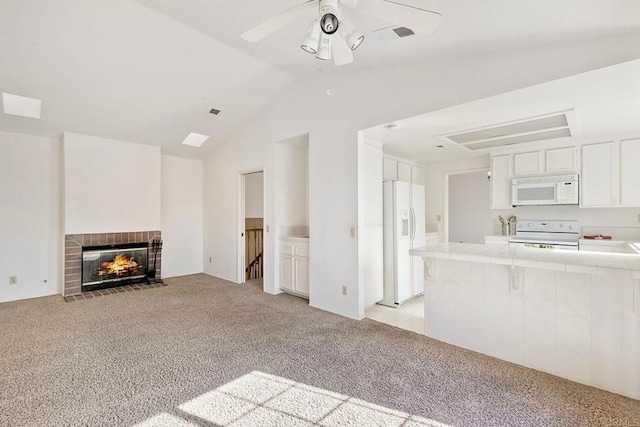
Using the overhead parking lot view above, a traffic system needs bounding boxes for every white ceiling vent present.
[445,112,573,151]
[373,26,415,41]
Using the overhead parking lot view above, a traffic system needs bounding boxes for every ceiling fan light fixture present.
[301,20,321,54]
[315,33,332,60]
[320,13,339,35]
[338,19,364,51]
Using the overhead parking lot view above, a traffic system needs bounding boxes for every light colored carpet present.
[0,274,637,426]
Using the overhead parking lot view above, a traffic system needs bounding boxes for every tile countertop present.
[279,236,309,243]
[410,242,640,277]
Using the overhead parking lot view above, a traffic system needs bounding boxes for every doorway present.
[446,169,492,243]
[238,171,264,286]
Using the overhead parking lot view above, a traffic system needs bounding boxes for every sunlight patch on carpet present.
[135,371,452,426]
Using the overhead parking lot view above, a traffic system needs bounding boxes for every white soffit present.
[181,132,209,147]
[2,93,42,119]
[444,111,575,151]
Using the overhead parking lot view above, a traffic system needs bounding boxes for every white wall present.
[0,131,62,303]
[202,35,640,319]
[425,155,491,240]
[448,171,492,243]
[358,138,384,307]
[244,172,264,218]
[63,132,161,234]
[274,135,309,235]
[161,155,203,278]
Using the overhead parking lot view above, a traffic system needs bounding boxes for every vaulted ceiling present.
[1,0,639,158]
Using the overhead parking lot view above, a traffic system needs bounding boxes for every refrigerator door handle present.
[410,207,415,241]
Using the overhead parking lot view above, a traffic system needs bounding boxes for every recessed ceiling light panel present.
[2,93,42,119]
[181,132,209,147]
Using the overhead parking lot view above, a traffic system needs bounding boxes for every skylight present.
[2,93,42,119]
[181,132,209,147]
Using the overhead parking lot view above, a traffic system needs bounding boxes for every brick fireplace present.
[64,231,161,296]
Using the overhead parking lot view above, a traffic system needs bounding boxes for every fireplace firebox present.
[82,243,148,291]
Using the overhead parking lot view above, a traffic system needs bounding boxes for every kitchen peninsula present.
[410,243,640,400]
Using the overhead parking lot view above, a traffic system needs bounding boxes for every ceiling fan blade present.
[241,0,319,43]
[349,0,441,35]
[331,34,354,66]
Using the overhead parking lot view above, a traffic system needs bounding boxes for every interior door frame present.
[443,167,490,243]
[237,168,264,284]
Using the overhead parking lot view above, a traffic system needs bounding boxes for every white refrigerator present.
[379,180,425,307]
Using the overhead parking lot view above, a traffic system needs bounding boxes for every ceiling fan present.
[240,0,441,66]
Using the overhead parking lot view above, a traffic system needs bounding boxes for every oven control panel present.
[516,220,579,234]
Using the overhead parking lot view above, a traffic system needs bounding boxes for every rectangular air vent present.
[374,26,415,41]
[445,112,573,151]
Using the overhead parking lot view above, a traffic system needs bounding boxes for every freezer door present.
[411,184,426,295]
[394,181,412,304]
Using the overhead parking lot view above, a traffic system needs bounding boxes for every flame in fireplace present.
[99,254,141,277]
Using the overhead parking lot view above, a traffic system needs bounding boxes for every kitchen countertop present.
[410,242,640,277]
[279,236,309,242]
[579,238,640,254]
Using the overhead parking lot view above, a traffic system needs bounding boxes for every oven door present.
[508,241,579,251]
[512,183,558,206]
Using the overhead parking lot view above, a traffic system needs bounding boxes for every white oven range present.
[508,220,579,251]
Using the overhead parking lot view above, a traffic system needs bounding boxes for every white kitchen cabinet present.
[490,154,512,209]
[411,165,425,186]
[279,238,309,298]
[581,141,616,207]
[397,161,412,182]
[383,157,398,181]
[513,151,542,176]
[545,146,577,173]
[294,257,309,295]
[620,138,640,206]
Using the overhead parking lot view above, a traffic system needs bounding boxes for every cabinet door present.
[280,254,294,291]
[513,151,542,176]
[620,139,640,206]
[397,162,412,182]
[411,165,425,186]
[490,155,512,209]
[546,146,576,173]
[383,158,398,181]
[581,142,616,207]
[294,257,309,296]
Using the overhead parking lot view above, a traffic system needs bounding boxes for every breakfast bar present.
[410,243,640,400]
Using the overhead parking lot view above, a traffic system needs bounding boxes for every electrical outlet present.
[350,227,356,238]
[9,276,17,285]
[266,225,269,233]
[342,285,347,296]
[437,214,442,221]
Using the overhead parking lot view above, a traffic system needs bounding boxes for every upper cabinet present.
[490,154,512,209]
[581,141,616,207]
[620,138,640,206]
[513,151,542,176]
[383,156,424,185]
[383,157,398,181]
[545,146,577,173]
[411,165,425,186]
[397,161,412,182]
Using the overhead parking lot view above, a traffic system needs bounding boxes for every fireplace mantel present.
[64,231,161,296]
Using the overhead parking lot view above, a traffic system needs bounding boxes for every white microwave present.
[511,174,579,206]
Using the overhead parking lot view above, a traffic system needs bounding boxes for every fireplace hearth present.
[82,243,148,291]
[64,231,162,297]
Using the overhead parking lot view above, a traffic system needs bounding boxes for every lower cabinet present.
[279,239,309,298]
